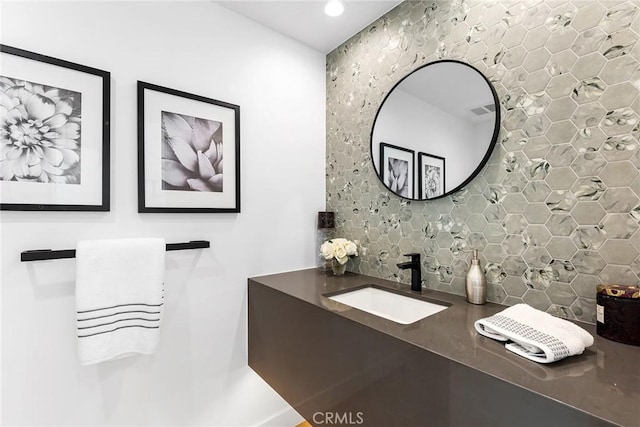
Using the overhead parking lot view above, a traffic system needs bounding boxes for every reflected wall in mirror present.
[370,60,500,201]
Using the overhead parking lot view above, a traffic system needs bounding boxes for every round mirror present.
[370,60,500,200]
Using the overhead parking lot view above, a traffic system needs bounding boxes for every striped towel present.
[75,238,166,365]
[474,304,594,364]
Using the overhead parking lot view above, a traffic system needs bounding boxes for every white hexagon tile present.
[326,0,640,324]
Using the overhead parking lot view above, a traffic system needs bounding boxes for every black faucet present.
[397,253,422,292]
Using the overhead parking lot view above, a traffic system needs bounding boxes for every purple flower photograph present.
[379,142,414,199]
[386,157,409,197]
[161,111,223,193]
[138,80,239,213]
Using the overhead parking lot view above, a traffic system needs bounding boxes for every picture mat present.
[0,52,103,205]
[143,88,237,209]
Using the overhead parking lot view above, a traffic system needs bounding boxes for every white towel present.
[474,304,594,364]
[75,238,166,365]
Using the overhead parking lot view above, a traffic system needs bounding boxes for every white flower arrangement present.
[320,238,358,265]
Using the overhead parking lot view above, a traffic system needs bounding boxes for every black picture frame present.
[137,81,240,213]
[379,142,415,199]
[0,44,110,211]
[418,152,446,199]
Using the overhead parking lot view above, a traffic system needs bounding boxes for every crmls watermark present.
[312,411,364,425]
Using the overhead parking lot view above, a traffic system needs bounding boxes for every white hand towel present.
[474,304,594,364]
[75,238,166,365]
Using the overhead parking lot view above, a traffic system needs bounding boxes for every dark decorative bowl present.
[596,284,640,346]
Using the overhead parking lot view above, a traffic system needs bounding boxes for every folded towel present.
[474,304,594,363]
[475,329,594,380]
[75,238,166,365]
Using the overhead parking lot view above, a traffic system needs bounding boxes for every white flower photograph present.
[0,44,110,211]
[0,76,82,185]
[423,165,441,198]
[418,152,445,199]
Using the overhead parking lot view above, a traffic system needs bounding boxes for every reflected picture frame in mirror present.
[370,59,501,201]
[418,152,445,199]
[380,142,415,199]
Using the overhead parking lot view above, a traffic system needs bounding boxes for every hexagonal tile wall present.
[327,0,640,324]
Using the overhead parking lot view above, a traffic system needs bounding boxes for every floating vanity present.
[248,269,639,427]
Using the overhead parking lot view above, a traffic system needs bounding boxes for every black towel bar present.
[20,240,210,262]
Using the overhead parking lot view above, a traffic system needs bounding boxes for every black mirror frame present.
[370,59,501,201]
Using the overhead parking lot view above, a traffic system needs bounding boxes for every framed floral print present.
[380,142,414,199]
[0,44,110,211]
[137,81,240,213]
[418,152,445,199]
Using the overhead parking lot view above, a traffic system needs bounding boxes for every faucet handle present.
[403,253,420,263]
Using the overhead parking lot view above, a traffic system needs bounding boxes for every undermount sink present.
[326,286,448,324]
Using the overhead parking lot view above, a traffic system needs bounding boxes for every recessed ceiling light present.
[324,0,346,17]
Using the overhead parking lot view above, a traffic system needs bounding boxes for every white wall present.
[372,89,490,194]
[0,1,325,425]
[474,120,496,162]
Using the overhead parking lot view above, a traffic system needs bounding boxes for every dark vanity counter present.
[249,269,639,427]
